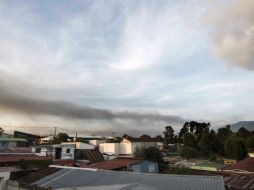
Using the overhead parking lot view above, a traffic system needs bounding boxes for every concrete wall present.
[0,172,10,190]
[6,180,28,190]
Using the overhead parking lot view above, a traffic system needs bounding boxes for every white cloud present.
[204,0,254,69]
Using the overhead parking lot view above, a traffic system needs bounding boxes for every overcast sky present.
[0,0,253,136]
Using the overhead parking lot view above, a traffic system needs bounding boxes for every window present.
[66,148,70,153]
[149,163,155,173]
[132,165,141,173]
[35,148,41,153]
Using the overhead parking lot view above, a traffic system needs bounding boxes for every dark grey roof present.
[33,168,225,190]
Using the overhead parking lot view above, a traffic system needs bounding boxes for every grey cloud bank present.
[0,71,185,125]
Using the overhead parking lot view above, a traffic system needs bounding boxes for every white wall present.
[99,143,132,155]
[61,142,95,150]
[0,172,10,190]
[60,146,75,160]
[31,147,53,156]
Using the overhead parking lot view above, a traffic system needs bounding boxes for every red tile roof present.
[223,158,254,173]
[0,154,52,163]
[86,157,143,170]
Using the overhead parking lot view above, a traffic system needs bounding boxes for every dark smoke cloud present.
[0,70,185,124]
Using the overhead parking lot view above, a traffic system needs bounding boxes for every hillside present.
[230,121,254,131]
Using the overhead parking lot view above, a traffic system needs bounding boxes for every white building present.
[99,138,160,158]
[53,142,95,160]
[31,145,53,156]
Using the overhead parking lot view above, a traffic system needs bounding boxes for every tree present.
[0,127,3,136]
[198,133,210,156]
[53,133,69,144]
[246,135,254,149]
[183,133,196,148]
[216,125,233,155]
[163,126,175,145]
[224,137,247,160]
[134,147,165,171]
[140,134,151,139]
[209,129,221,154]
[155,135,164,143]
[178,122,189,142]
[180,146,200,159]
[236,127,251,139]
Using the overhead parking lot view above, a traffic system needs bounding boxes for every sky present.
[0,0,253,136]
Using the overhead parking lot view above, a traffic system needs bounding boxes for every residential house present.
[13,131,42,146]
[39,135,54,144]
[87,157,159,174]
[222,157,254,175]
[99,137,160,158]
[31,145,54,157]
[13,166,225,190]
[221,158,254,190]
[52,142,99,167]
[0,137,27,150]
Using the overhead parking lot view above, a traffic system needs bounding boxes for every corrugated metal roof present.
[77,149,104,163]
[224,174,254,190]
[33,167,225,190]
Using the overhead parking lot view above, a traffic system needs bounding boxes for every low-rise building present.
[31,145,54,156]
[13,131,42,146]
[222,157,254,175]
[0,137,27,149]
[99,137,160,158]
[87,157,159,174]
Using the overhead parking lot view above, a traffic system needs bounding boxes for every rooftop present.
[86,158,144,170]
[0,154,52,163]
[222,158,254,173]
[31,167,225,190]
[0,137,27,142]
[224,174,254,190]
[77,149,104,163]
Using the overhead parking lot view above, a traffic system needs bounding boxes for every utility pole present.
[75,131,77,142]
[54,127,57,137]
